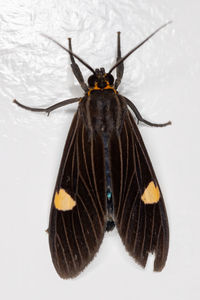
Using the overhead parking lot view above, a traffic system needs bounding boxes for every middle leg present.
[13,97,80,115]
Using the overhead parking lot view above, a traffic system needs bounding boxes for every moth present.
[14,22,171,278]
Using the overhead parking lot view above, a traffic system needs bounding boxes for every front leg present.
[68,38,88,92]
[13,98,80,116]
[114,32,124,90]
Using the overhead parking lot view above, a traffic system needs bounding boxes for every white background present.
[0,0,200,299]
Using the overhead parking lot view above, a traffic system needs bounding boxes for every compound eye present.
[88,75,97,87]
[105,74,114,85]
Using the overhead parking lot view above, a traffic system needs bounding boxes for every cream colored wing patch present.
[141,181,160,204]
[54,188,76,211]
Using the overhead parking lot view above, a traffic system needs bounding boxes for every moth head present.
[88,68,114,88]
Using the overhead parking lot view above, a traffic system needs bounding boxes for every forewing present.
[109,111,169,271]
[49,111,106,278]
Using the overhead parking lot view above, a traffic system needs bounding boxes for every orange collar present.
[88,82,117,96]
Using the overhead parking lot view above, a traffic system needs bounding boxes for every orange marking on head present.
[88,82,116,95]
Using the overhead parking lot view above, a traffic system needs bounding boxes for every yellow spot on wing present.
[54,189,76,211]
[141,181,160,204]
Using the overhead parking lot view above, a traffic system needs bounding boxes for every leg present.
[68,38,88,92]
[13,98,80,116]
[114,32,124,90]
[126,97,171,127]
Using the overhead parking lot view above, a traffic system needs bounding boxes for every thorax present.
[79,90,127,134]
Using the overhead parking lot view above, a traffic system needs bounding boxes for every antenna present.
[109,21,172,74]
[41,34,96,74]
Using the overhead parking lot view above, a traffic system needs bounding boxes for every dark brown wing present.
[48,111,106,278]
[109,110,169,271]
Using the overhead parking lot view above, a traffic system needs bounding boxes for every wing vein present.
[116,135,124,218]
[140,205,147,258]
[79,172,104,230]
[133,194,141,253]
[76,208,91,256]
[124,190,139,243]
[122,121,129,201]
[71,137,76,189]
[82,124,96,198]
[119,169,135,228]
[118,123,136,226]
[71,211,83,265]
[127,113,156,179]
[56,232,70,274]
[60,113,80,182]
[90,135,104,216]
[77,193,98,243]
[135,142,143,194]
[149,205,155,252]
[61,213,77,271]
[156,224,162,251]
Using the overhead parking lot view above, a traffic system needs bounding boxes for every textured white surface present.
[1,0,200,299]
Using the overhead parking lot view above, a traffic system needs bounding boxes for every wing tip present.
[49,231,105,279]
[119,233,168,272]
[131,250,168,272]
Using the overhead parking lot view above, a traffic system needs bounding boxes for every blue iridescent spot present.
[107,191,112,200]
